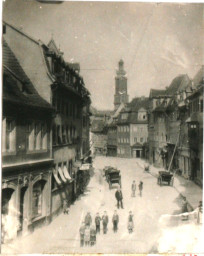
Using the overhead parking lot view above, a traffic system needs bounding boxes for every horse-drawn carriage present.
[157,171,174,186]
[103,166,121,189]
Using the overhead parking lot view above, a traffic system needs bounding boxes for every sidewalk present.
[136,159,203,211]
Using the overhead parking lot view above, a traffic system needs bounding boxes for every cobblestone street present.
[2,156,202,254]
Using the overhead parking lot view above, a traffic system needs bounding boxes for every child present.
[127,211,134,233]
[90,225,96,246]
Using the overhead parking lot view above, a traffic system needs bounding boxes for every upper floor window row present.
[2,118,48,154]
[52,93,81,119]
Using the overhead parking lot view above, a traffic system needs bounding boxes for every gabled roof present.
[3,39,53,111]
[166,74,191,95]
[128,97,149,111]
[47,39,61,55]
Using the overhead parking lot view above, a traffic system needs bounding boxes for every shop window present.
[32,180,46,218]
[4,119,16,152]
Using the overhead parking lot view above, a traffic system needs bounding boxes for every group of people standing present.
[131,180,143,197]
[79,211,109,247]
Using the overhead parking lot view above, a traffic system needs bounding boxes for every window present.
[34,122,41,150]
[143,115,146,120]
[134,137,137,143]
[62,126,67,144]
[41,123,47,149]
[26,121,34,150]
[57,125,61,144]
[200,99,203,112]
[140,137,143,143]
[5,119,16,152]
[121,113,128,120]
[53,125,57,146]
[127,126,129,132]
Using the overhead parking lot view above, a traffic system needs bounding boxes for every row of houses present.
[2,22,91,242]
[90,60,203,186]
[149,69,203,186]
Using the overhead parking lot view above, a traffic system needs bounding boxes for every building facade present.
[2,39,54,242]
[3,22,91,238]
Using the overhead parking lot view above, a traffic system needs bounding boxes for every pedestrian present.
[139,181,143,197]
[197,201,203,224]
[181,197,188,221]
[79,221,85,247]
[95,212,101,234]
[112,210,119,233]
[90,225,96,246]
[102,211,109,234]
[85,212,92,227]
[115,187,124,209]
[131,181,136,197]
[84,225,90,246]
[63,199,69,214]
[127,211,134,233]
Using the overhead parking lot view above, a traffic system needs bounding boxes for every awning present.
[53,168,62,185]
[58,167,67,183]
[63,165,72,181]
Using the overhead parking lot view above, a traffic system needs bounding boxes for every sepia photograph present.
[1,0,203,254]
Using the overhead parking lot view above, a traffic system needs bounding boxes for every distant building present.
[106,103,125,157]
[186,67,203,185]
[90,119,108,155]
[117,97,149,158]
[114,59,129,110]
[148,70,203,186]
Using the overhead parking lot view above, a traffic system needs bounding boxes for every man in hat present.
[102,211,109,234]
[115,188,124,209]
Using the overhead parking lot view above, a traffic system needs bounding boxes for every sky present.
[3,0,204,110]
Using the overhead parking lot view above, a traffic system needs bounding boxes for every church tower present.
[114,59,129,110]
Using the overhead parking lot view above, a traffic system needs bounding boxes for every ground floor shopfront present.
[2,160,53,243]
[107,145,117,157]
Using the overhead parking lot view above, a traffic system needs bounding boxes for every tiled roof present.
[3,39,53,110]
[128,97,149,111]
[91,120,106,133]
[149,89,166,98]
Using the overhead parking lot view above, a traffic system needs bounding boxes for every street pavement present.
[1,156,203,254]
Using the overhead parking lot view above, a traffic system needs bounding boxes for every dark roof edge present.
[3,21,40,45]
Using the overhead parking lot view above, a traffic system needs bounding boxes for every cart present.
[157,171,174,186]
[105,167,121,189]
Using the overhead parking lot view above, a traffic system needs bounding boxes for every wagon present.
[157,171,174,186]
[104,167,121,189]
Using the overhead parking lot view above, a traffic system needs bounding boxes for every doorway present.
[19,186,29,233]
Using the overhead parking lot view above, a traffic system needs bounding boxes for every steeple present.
[114,60,129,110]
